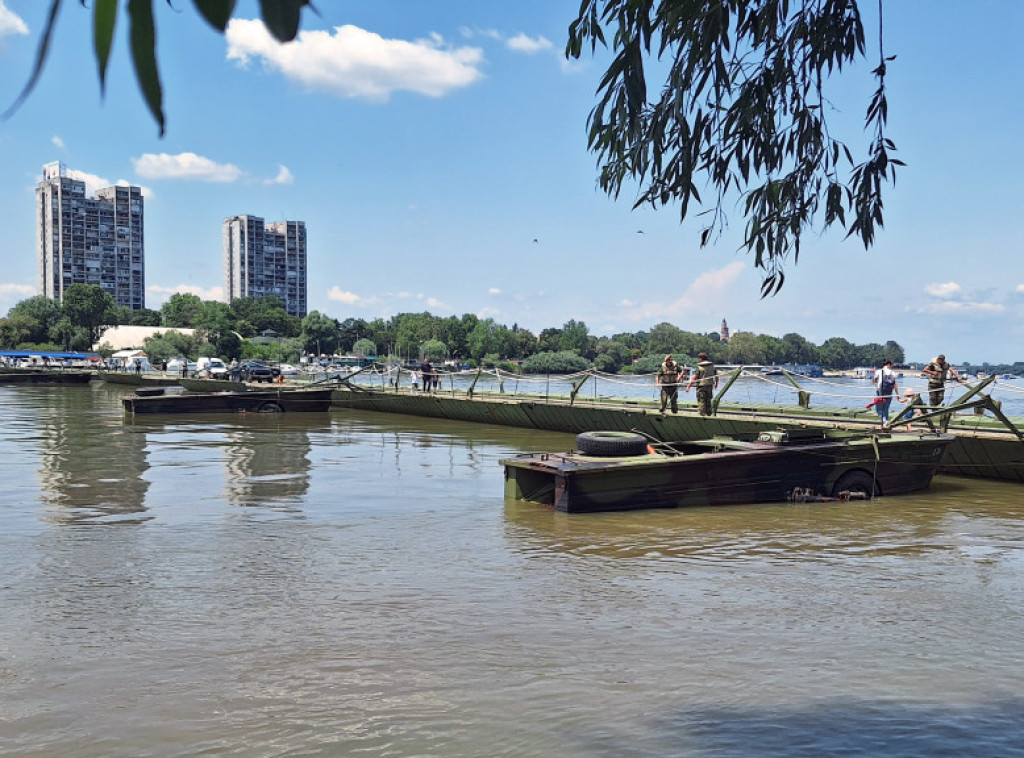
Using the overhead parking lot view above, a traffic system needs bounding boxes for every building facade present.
[36,161,145,309]
[222,215,307,318]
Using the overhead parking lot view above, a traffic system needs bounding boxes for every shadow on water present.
[577,699,1024,758]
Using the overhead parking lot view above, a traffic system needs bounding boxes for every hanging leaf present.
[259,0,307,43]
[1,0,63,121]
[93,0,118,96]
[193,0,236,32]
[128,0,165,136]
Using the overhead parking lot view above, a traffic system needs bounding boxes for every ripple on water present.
[1,386,1024,756]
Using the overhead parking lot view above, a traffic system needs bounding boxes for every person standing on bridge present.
[686,352,719,417]
[656,355,682,414]
[922,354,961,407]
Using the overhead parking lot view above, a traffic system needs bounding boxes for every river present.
[2,381,1023,757]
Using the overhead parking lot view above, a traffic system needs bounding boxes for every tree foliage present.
[160,293,203,328]
[567,0,901,293]
[301,310,341,355]
[521,351,592,375]
[61,283,119,344]
[352,338,377,357]
[8,296,61,343]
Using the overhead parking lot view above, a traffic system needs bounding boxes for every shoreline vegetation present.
[2,288,1022,377]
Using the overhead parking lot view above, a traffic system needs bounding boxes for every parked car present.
[166,358,198,374]
[277,363,299,376]
[196,357,229,378]
[240,361,281,383]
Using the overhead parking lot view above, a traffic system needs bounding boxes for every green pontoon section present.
[331,369,1024,484]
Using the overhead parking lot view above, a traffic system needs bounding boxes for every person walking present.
[874,359,899,426]
[922,354,961,407]
[420,359,432,393]
[656,354,681,414]
[686,352,719,416]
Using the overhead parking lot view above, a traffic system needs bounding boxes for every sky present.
[1,0,1022,364]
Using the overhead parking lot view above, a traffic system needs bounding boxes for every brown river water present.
[2,383,1024,757]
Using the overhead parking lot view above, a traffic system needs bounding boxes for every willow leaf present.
[259,0,305,42]
[1,0,63,121]
[193,0,236,32]
[128,0,165,136]
[93,0,118,96]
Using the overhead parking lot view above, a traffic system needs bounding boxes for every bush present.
[632,353,691,374]
[521,351,591,374]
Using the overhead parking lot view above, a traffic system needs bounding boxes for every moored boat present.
[0,368,93,384]
[122,387,334,414]
[178,377,250,393]
[102,371,180,388]
[502,428,954,513]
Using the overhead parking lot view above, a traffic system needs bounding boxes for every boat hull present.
[503,431,954,513]
[0,369,94,384]
[102,372,180,387]
[178,377,250,393]
[122,388,334,414]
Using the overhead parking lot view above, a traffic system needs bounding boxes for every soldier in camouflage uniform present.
[656,354,681,414]
[922,354,961,407]
[686,352,718,416]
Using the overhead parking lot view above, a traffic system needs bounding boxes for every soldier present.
[922,354,961,407]
[656,354,681,414]
[686,352,719,416]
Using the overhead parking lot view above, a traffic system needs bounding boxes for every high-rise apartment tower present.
[222,215,307,317]
[36,161,145,309]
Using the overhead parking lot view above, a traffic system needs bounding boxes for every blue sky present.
[1,0,1022,363]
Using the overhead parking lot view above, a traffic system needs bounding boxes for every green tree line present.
[1,285,917,372]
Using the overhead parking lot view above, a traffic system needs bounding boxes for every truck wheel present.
[257,401,283,413]
[576,431,649,457]
[833,470,879,498]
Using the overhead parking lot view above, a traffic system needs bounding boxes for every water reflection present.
[223,419,314,510]
[503,475,1024,565]
[23,385,152,525]
[126,413,324,513]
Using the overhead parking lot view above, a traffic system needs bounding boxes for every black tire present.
[257,401,284,413]
[576,431,649,457]
[833,470,879,498]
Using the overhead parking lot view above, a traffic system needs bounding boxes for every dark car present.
[241,361,281,383]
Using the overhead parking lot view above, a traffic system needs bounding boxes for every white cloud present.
[265,165,294,185]
[924,281,961,298]
[668,262,746,314]
[225,20,485,101]
[917,301,1005,316]
[328,287,361,304]
[51,135,65,150]
[66,169,112,196]
[132,152,242,182]
[0,2,28,39]
[0,283,35,297]
[506,33,552,54]
[613,262,746,323]
[488,287,501,295]
[62,168,152,198]
[146,284,224,306]
[459,27,502,42]
[1016,284,1024,294]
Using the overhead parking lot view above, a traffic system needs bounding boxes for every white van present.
[196,357,228,378]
